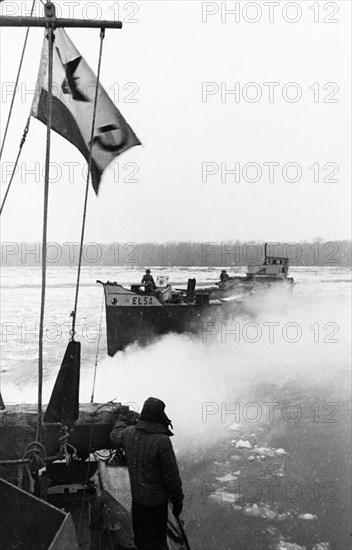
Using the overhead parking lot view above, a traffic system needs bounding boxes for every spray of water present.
[78,288,351,454]
[1,285,350,454]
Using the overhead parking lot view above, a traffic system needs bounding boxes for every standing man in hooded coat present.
[110,397,184,550]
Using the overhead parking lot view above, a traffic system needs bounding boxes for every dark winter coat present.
[110,401,184,508]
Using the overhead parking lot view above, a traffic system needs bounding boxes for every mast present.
[0,1,123,441]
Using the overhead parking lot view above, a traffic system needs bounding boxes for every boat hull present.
[106,301,228,355]
[209,276,294,299]
[102,283,232,355]
[0,477,78,550]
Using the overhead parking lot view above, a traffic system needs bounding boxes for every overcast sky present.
[0,0,351,243]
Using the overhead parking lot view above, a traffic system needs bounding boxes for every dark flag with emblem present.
[31,28,141,193]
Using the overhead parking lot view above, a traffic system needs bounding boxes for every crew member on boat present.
[141,269,156,294]
[220,269,230,282]
[110,397,184,550]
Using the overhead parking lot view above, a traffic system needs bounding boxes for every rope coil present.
[58,424,77,463]
[17,440,47,493]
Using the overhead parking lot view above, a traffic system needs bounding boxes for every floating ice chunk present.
[216,473,238,483]
[277,512,291,521]
[243,503,277,520]
[312,544,331,550]
[275,448,287,455]
[248,456,255,462]
[209,489,241,504]
[235,439,252,449]
[298,513,317,520]
[253,447,275,458]
[275,542,306,550]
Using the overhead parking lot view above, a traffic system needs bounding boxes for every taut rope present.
[70,28,106,339]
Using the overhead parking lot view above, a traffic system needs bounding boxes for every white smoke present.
[81,287,351,454]
[1,286,349,454]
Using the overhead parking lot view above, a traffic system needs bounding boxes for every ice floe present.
[298,513,318,520]
[209,489,241,504]
[243,503,278,520]
[275,448,288,455]
[216,473,238,483]
[235,439,252,449]
[253,446,275,457]
[273,542,306,550]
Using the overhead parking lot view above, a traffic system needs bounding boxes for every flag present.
[31,28,141,193]
[44,340,80,428]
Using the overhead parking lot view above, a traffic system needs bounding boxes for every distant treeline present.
[1,240,351,267]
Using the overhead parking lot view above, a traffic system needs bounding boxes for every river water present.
[1,265,351,550]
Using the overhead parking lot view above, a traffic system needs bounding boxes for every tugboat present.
[209,242,294,299]
[98,276,228,356]
[99,245,294,355]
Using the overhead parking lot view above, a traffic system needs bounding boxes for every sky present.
[0,0,351,244]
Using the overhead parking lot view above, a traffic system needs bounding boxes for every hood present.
[140,397,173,430]
[137,420,173,436]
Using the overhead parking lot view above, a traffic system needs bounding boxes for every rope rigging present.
[0,0,37,216]
[90,293,105,404]
[0,117,31,216]
[0,0,36,164]
[36,21,55,442]
[0,6,131,548]
[1,8,110,520]
[71,27,106,339]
